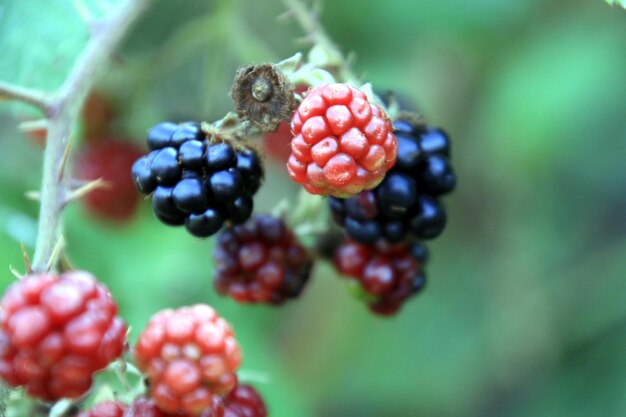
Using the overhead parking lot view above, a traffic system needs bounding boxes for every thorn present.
[59,253,75,273]
[21,243,32,273]
[25,190,40,201]
[57,141,72,181]
[46,236,65,273]
[9,265,24,280]
[64,178,110,205]
[18,119,48,133]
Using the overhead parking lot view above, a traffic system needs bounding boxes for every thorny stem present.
[27,0,150,272]
[0,0,150,411]
[281,0,358,83]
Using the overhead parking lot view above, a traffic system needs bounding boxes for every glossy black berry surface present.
[132,121,264,237]
[328,120,456,244]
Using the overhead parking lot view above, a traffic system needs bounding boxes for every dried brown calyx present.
[231,63,297,133]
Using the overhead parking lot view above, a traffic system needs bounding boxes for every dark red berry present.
[0,272,127,401]
[333,239,427,316]
[223,384,267,417]
[75,140,144,222]
[82,91,115,140]
[213,214,313,304]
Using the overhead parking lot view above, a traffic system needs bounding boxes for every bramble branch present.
[28,0,150,273]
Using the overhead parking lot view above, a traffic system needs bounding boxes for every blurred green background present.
[1,0,625,416]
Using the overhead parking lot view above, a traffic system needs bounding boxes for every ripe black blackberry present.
[328,120,456,244]
[131,122,263,237]
[333,238,428,316]
[213,214,313,304]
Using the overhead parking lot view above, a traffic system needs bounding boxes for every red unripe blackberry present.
[77,401,126,417]
[287,83,397,198]
[134,305,241,416]
[333,239,427,316]
[76,140,144,222]
[213,214,313,305]
[223,384,267,417]
[0,271,128,401]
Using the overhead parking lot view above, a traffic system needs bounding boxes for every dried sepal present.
[231,63,296,132]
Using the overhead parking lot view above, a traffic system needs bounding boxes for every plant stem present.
[281,0,357,82]
[0,0,149,273]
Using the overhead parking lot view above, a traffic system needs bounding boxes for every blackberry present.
[134,305,241,416]
[333,239,428,316]
[213,214,313,305]
[0,272,127,401]
[132,122,264,238]
[328,119,456,243]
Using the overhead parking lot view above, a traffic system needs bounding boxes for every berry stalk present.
[281,0,357,83]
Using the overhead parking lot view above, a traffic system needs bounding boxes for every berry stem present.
[22,0,151,272]
[281,0,358,83]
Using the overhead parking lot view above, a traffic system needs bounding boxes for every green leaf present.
[0,1,90,90]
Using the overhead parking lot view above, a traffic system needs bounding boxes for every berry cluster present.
[334,239,428,315]
[287,83,397,198]
[131,122,264,237]
[134,304,241,416]
[0,272,127,401]
[328,119,455,244]
[213,214,312,304]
